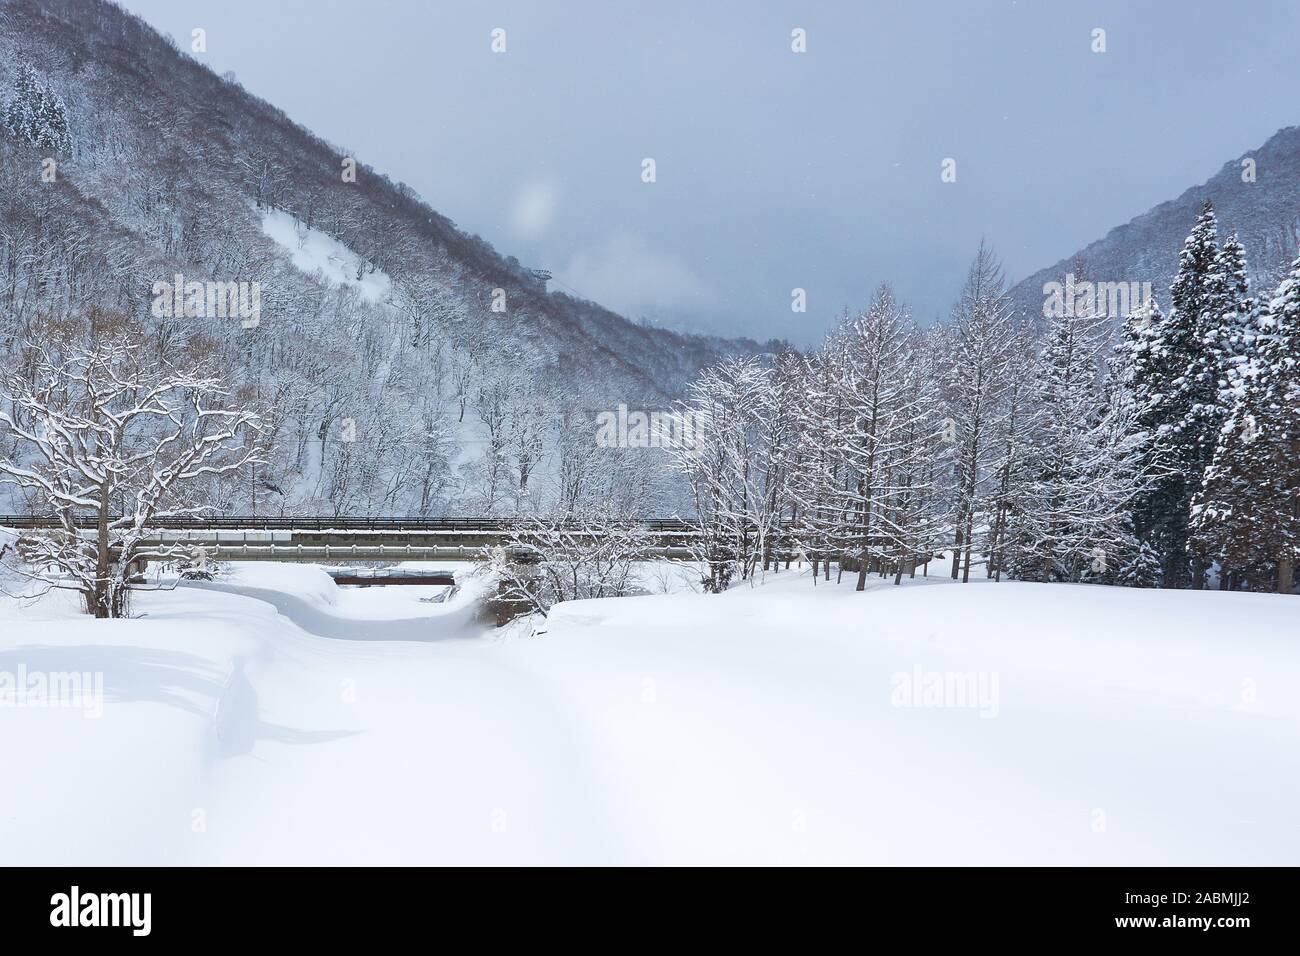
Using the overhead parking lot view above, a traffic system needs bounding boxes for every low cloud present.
[509,181,560,241]
[557,233,720,320]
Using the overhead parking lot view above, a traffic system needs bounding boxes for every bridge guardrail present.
[0,515,701,533]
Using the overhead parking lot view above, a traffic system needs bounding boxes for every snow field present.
[1,562,1296,865]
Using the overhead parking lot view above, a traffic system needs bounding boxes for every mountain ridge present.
[0,0,772,398]
[0,0,779,515]
[1007,124,1300,323]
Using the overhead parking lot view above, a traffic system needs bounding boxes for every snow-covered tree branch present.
[0,311,262,617]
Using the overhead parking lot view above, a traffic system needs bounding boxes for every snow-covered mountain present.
[1007,125,1300,324]
[0,0,773,515]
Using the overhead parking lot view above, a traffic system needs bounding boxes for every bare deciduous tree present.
[0,312,261,617]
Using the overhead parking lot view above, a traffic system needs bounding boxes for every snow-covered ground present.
[261,207,392,305]
[1,561,1296,865]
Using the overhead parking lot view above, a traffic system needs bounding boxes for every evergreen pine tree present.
[4,64,71,154]
[1190,254,1300,593]
[1170,201,1227,477]
[4,63,40,143]
[34,83,72,154]
[1212,233,1264,410]
[1129,201,1226,587]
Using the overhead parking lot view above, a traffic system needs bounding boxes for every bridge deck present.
[0,515,697,532]
[0,516,704,562]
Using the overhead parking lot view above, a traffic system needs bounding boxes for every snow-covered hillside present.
[2,565,1294,865]
[261,208,393,305]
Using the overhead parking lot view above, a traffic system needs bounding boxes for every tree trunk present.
[92,482,111,618]
[961,513,974,584]
[855,498,870,591]
[1279,554,1295,595]
[950,518,963,579]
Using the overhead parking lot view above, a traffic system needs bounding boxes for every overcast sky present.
[118,0,1300,344]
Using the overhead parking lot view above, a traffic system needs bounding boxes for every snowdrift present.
[1,564,1296,865]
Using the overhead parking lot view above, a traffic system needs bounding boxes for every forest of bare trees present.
[673,210,1300,596]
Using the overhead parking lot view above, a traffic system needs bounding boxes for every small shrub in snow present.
[476,510,652,623]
